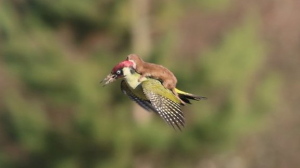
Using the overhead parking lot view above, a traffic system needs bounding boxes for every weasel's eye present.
[116,70,122,75]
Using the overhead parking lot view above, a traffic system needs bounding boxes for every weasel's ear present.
[126,54,134,60]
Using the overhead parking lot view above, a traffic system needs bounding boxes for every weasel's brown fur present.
[127,54,185,104]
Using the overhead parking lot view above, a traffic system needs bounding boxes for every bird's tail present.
[175,88,207,104]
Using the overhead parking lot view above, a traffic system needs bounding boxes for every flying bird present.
[101,60,206,130]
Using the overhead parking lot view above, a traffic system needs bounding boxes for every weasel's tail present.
[175,88,207,104]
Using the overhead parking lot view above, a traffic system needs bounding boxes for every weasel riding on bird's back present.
[101,55,206,130]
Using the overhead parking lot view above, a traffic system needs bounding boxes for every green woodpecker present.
[102,60,206,130]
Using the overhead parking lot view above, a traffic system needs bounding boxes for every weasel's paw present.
[138,76,143,82]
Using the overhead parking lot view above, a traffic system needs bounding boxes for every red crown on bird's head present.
[111,60,134,74]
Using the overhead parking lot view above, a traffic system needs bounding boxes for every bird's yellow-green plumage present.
[121,67,184,129]
[118,67,206,130]
[101,60,206,130]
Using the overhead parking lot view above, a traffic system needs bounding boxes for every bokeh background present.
[0,0,299,168]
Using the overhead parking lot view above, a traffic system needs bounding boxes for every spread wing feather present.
[120,80,158,113]
[120,79,185,130]
[142,80,185,130]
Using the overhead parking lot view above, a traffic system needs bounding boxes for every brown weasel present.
[126,54,186,104]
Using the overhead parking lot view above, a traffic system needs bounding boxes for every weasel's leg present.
[162,80,185,105]
[171,88,186,105]
[138,74,146,82]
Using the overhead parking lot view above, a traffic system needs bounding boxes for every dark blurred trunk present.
[131,0,153,124]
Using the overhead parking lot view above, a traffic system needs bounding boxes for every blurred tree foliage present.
[0,0,280,168]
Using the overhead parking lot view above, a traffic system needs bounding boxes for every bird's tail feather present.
[175,88,207,104]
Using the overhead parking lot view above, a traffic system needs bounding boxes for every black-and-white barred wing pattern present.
[120,80,158,113]
[143,89,185,130]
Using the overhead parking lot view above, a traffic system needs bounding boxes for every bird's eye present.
[116,70,121,75]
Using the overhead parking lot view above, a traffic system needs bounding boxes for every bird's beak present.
[100,73,117,86]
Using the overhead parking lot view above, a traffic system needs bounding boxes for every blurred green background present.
[1,0,299,168]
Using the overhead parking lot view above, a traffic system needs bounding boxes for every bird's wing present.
[120,80,158,113]
[142,79,185,130]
